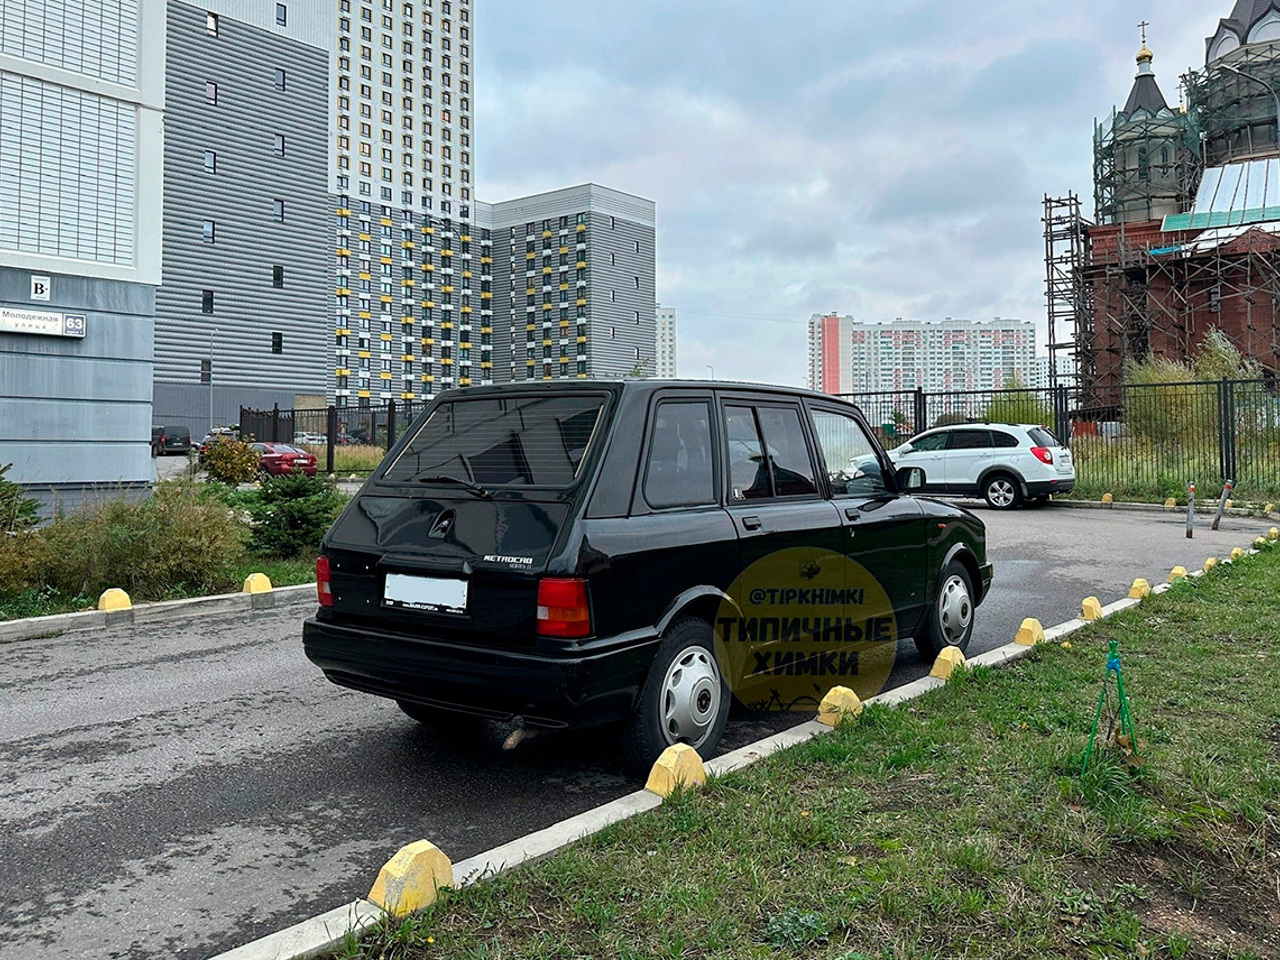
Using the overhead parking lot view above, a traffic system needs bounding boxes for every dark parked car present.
[303,381,993,769]
[151,425,193,457]
[250,442,318,477]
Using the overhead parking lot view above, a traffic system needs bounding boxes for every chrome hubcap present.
[660,646,722,748]
[938,575,972,645]
[988,479,1015,507]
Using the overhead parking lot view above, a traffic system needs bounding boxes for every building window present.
[205,81,218,104]
[206,12,218,35]
[273,133,286,157]
[275,3,287,26]
[634,276,640,288]
[272,199,285,221]
[201,290,214,314]
[275,68,287,90]
[272,265,284,288]
[200,359,212,384]
[202,220,216,243]
[610,216,616,229]
[271,332,283,354]
[635,240,641,254]
[203,150,216,173]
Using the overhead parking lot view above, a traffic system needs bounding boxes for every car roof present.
[430,378,861,408]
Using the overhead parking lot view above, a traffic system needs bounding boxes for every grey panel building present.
[153,1,333,432]
[0,0,166,507]
[481,184,656,382]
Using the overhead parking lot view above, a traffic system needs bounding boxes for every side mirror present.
[896,466,925,491]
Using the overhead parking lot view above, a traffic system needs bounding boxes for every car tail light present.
[537,578,591,638]
[1031,446,1054,465]
[316,555,333,607]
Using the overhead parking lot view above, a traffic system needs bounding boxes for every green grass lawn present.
[345,549,1280,960]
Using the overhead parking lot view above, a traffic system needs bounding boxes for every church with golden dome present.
[1049,2,1280,390]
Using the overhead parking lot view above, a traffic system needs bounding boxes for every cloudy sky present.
[475,0,1222,386]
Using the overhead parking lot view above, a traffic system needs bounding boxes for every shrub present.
[205,438,261,485]
[248,474,347,558]
[0,531,50,596]
[38,482,245,600]
[0,463,40,533]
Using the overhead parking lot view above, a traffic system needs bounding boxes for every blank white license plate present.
[383,573,468,614]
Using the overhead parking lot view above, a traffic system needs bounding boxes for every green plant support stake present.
[1082,640,1139,773]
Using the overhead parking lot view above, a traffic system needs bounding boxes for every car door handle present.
[741,516,762,531]
[844,507,861,521]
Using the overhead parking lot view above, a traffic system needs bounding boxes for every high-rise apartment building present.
[151,0,655,415]
[484,184,656,383]
[0,0,166,505]
[153,2,333,428]
[332,0,489,408]
[655,304,677,378]
[808,316,1037,395]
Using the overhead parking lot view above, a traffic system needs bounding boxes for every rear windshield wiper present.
[414,475,493,499]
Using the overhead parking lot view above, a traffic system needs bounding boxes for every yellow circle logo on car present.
[713,547,898,711]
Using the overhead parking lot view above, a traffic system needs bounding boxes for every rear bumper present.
[1026,478,1075,496]
[302,617,659,728]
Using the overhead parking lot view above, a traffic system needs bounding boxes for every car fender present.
[940,540,985,602]
[976,464,1027,495]
[655,585,739,636]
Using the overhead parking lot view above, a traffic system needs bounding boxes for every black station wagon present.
[303,380,993,769]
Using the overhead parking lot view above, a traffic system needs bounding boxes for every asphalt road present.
[1,505,1273,960]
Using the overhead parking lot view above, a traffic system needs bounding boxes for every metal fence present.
[839,378,1280,501]
[235,402,429,477]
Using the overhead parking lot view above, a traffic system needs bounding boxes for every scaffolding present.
[1186,42,1280,167]
[1092,106,1201,226]
[1082,225,1280,390]
[1043,194,1093,389]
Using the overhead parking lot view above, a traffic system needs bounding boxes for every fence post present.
[386,400,397,451]
[271,404,280,443]
[913,388,926,435]
[1216,378,1230,482]
[1053,385,1070,446]
[1225,379,1238,483]
[326,405,337,477]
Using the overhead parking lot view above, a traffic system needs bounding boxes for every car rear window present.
[1028,427,1060,447]
[991,431,1019,448]
[382,394,607,488]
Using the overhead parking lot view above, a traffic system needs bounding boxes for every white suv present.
[886,423,1075,509]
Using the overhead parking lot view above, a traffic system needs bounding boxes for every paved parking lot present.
[0,504,1273,960]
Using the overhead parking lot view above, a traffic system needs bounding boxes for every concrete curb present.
[1045,498,1276,519]
[209,543,1270,960]
[0,584,316,644]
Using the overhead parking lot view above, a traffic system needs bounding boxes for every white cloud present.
[477,0,1228,385]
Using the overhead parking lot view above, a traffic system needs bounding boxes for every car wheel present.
[622,617,730,773]
[983,473,1022,510]
[915,560,975,661]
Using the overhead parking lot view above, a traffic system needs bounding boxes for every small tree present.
[248,474,348,558]
[985,374,1054,426]
[205,439,262,485]
[625,358,652,378]
[0,463,40,533]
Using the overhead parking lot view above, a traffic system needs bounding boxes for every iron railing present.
[839,378,1280,501]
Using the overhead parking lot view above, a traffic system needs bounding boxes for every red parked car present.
[250,443,318,477]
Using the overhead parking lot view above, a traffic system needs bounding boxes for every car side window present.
[992,431,1019,448]
[643,401,716,509]
[950,429,992,450]
[725,405,773,500]
[911,431,949,452]
[812,409,890,497]
[756,406,818,497]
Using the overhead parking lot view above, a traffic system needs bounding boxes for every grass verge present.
[345,549,1280,960]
